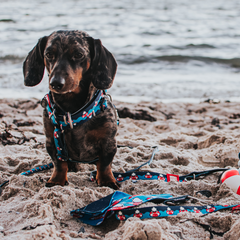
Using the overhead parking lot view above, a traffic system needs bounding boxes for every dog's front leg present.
[43,112,68,187]
[96,142,120,190]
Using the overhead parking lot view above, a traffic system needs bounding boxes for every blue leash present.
[0,147,229,190]
[90,146,229,183]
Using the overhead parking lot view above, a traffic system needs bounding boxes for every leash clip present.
[67,112,73,129]
[63,113,73,129]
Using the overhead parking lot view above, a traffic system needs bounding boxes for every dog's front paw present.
[45,179,68,187]
[96,171,120,190]
[46,163,68,187]
[106,181,121,190]
[97,178,121,190]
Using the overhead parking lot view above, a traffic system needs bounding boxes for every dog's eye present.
[45,52,54,60]
[72,52,84,60]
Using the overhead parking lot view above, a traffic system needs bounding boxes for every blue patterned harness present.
[70,191,240,226]
[42,90,108,162]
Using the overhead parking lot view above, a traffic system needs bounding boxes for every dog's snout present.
[50,76,65,90]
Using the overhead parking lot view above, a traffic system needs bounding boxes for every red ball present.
[220,169,240,195]
[221,169,239,183]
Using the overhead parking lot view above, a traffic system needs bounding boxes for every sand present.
[1,98,240,240]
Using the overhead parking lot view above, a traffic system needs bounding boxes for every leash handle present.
[181,168,229,181]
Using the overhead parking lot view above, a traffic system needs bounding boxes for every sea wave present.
[117,54,240,68]
[0,55,24,62]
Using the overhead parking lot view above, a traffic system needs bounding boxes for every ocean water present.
[1,0,240,102]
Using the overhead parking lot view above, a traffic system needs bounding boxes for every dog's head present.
[23,30,117,94]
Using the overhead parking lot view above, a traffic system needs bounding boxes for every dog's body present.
[23,30,119,189]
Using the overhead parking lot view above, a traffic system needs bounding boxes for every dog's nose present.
[50,76,65,90]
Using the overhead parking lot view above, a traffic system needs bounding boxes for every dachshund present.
[23,30,120,189]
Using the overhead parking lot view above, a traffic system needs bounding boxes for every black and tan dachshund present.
[23,30,120,189]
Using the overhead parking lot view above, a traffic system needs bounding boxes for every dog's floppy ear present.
[88,38,117,89]
[23,36,48,86]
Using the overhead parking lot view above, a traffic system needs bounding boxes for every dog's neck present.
[51,82,97,114]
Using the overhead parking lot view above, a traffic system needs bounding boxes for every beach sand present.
[1,98,240,239]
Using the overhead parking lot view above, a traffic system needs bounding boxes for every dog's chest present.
[63,109,117,162]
